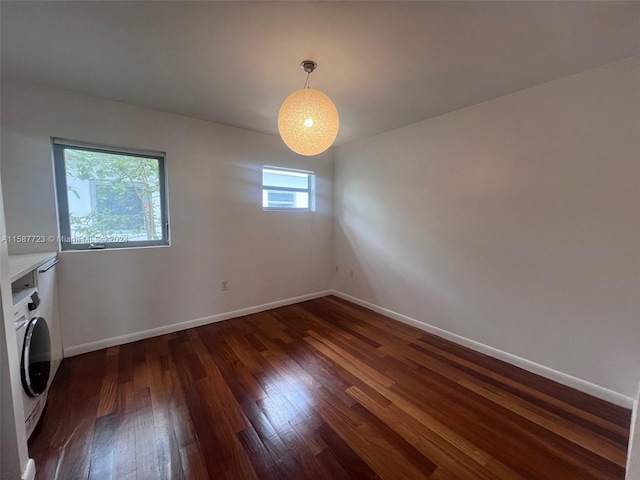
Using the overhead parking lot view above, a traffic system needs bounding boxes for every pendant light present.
[278,60,339,156]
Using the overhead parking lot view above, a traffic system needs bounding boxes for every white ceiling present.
[2,1,639,147]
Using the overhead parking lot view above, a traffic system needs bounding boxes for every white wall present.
[0,170,29,479]
[333,56,640,400]
[1,81,332,352]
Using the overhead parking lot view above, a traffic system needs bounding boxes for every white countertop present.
[8,252,57,282]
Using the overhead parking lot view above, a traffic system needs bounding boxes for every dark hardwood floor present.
[29,296,631,479]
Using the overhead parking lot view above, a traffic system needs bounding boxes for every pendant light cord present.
[304,71,311,89]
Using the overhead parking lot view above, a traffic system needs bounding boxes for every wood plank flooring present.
[29,296,631,479]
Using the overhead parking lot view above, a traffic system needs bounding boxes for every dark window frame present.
[53,138,170,251]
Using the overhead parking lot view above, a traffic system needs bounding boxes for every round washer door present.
[21,317,51,397]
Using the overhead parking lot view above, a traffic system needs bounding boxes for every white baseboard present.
[331,290,634,409]
[628,399,639,474]
[22,459,35,480]
[64,290,331,357]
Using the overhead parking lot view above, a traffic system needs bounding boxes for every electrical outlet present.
[221,281,228,291]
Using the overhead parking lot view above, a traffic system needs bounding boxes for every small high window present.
[262,166,315,211]
[53,139,169,250]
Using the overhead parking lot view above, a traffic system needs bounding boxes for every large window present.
[53,139,169,250]
[262,166,314,211]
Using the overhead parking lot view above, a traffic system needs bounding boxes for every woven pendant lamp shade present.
[278,88,339,156]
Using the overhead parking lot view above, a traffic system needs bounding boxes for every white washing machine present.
[12,287,51,439]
